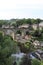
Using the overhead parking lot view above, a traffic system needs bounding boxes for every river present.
[11,47,26,65]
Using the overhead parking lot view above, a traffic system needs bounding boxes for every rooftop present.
[18,24,29,29]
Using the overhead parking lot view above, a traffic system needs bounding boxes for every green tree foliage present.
[33,30,42,37]
[0,20,5,27]
[0,19,42,28]
[0,32,17,65]
[16,18,32,27]
[18,40,34,53]
[0,20,8,27]
[24,41,34,53]
[16,30,21,35]
[41,61,43,65]
[31,59,41,65]
[20,55,31,65]
[0,31,4,42]
[16,19,24,27]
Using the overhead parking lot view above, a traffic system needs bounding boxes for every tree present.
[18,40,34,53]
[0,20,4,27]
[19,41,33,65]
[16,30,21,35]
[0,20,8,27]
[0,31,4,42]
[36,19,41,31]
[26,19,32,24]
[16,19,23,27]
[24,41,34,53]
[31,59,41,65]
[33,30,42,37]
[0,32,17,65]
[20,55,31,65]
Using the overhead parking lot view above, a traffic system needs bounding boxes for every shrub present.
[31,59,41,65]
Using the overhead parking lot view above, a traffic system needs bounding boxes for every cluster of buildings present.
[0,22,43,48]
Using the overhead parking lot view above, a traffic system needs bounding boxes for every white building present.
[32,24,37,30]
[18,24,29,29]
[39,22,43,30]
[33,40,40,48]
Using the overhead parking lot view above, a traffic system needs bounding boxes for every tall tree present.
[0,32,17,65]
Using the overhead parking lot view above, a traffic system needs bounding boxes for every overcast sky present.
[0,0,43,19]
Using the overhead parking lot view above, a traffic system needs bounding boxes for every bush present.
[0,33,17,65]
[31,59,41,65]
[41,61,43,65]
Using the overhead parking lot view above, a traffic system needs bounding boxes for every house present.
[2,24,9,28]
[39,22,43,27]
[18,24,29,29]
[32,24,37,30]
[39,22,43,30]
[40,41,43,48]
[33,40,40,48]
[2,24,14,29]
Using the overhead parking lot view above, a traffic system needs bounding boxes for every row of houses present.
[18,22,43,30]
[1,22,43,30]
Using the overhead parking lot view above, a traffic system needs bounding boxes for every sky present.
[0,0,43,19]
